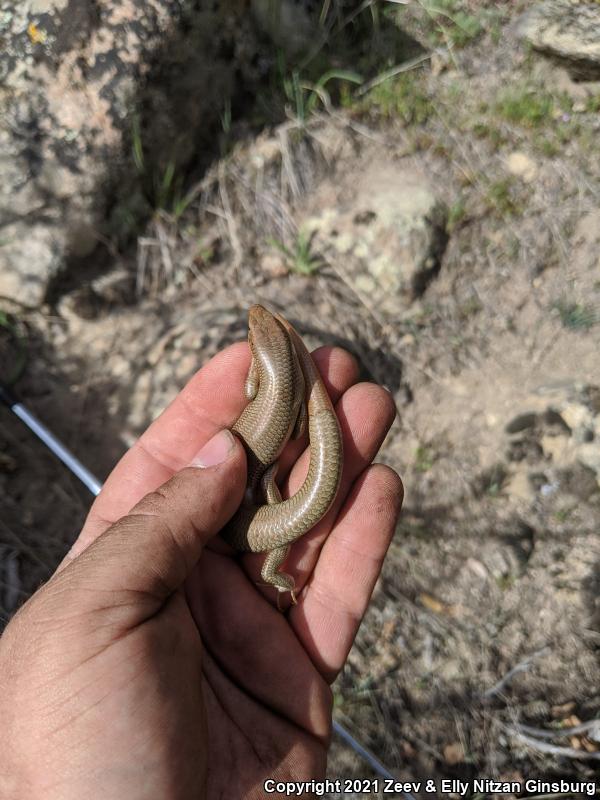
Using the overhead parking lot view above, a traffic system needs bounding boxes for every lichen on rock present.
[515,0,600,80]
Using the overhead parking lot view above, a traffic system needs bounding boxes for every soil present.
[2,2,600,796]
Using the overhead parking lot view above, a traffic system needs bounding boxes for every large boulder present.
[304,161,448,314]
[515,1,600,80]
[0,0,251,305]
[0,1,183,303]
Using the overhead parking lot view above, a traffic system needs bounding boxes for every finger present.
[70,342,250,559]
[49,432,246,621]
[186,550,332,742]
[276,346,359,479]
[313,345,359,399]
[291,464,403,682]
[242,383,397,604]
[286,383,397,588]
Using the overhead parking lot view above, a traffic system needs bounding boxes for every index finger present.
[68,341,251,560]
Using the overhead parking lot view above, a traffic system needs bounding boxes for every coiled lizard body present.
[221,305,343,603]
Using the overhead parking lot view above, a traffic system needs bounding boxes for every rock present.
[305,163,448,313]
[560,401,595,440]
[506,437,544,464]
[506,385,600,497]
[0,0,180,303]
[558,462,599,500]
[0,224,63,302]
[0,1,259,305]
[545,65,600,102]
[541,433,574,464]
[90,269,136,307]
[260,252,288,278]
[466,557,489,580]
[505,412,538,434]
[516,1,600,80]
[582,385,600,414]
[480,531,532,579]
[54,268,134,321]
[577,444,600,480]
[443,742,465,765]
[506,151,538,183]
[505,469,536,503]
[542,408,571,435]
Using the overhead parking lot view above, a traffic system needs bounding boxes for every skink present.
[221,305,343,603]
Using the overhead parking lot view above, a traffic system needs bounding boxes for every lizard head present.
[247,304,288,359]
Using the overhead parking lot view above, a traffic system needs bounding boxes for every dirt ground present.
[2,2,600,796]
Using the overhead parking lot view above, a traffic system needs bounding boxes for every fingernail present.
[190,429,236,468]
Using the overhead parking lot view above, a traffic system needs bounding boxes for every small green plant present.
[359,72,433,124]
[554,506,575,523]
[534,135,562,158]
[219,97,233,156]
[447,197,467,232]
[407,0,483,48]
[282,69,306,121]
[220,97,232,135]
[458,296,483,320]
[489,15,503,45]
[394,0,506,49]
[268,230,322,276]
[281,61,362,122]
[495,573,515,590]
[129,115,190,219]
[470,121,505,147]
[194,238,216,266]
[303,69,363,114]
[553,299,598,330]
[585,94,600,113]
[441,10,481,47]
[506,234,521,260]
[414,445,435,473]
[485,177,523,217]
[416,674,433,690]
[480,463,507,496]
[494,86,554,128]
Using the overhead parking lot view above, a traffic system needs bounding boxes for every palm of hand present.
[188,555,331,798]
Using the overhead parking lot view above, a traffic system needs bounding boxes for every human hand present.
[0,340,402,799]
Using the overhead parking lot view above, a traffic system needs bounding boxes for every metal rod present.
[1,386,102,496]
[333,720,415,800]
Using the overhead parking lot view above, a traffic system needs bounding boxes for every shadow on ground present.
[0,320,125,625]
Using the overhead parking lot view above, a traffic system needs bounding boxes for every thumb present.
[52,429,246,614]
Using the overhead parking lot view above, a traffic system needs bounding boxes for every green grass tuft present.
[494,87,554,128]
[358,73,433,124]
[485,177,523,217]
[553,300,599,331]
[268,230,322,276]
[414,445,436,473]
